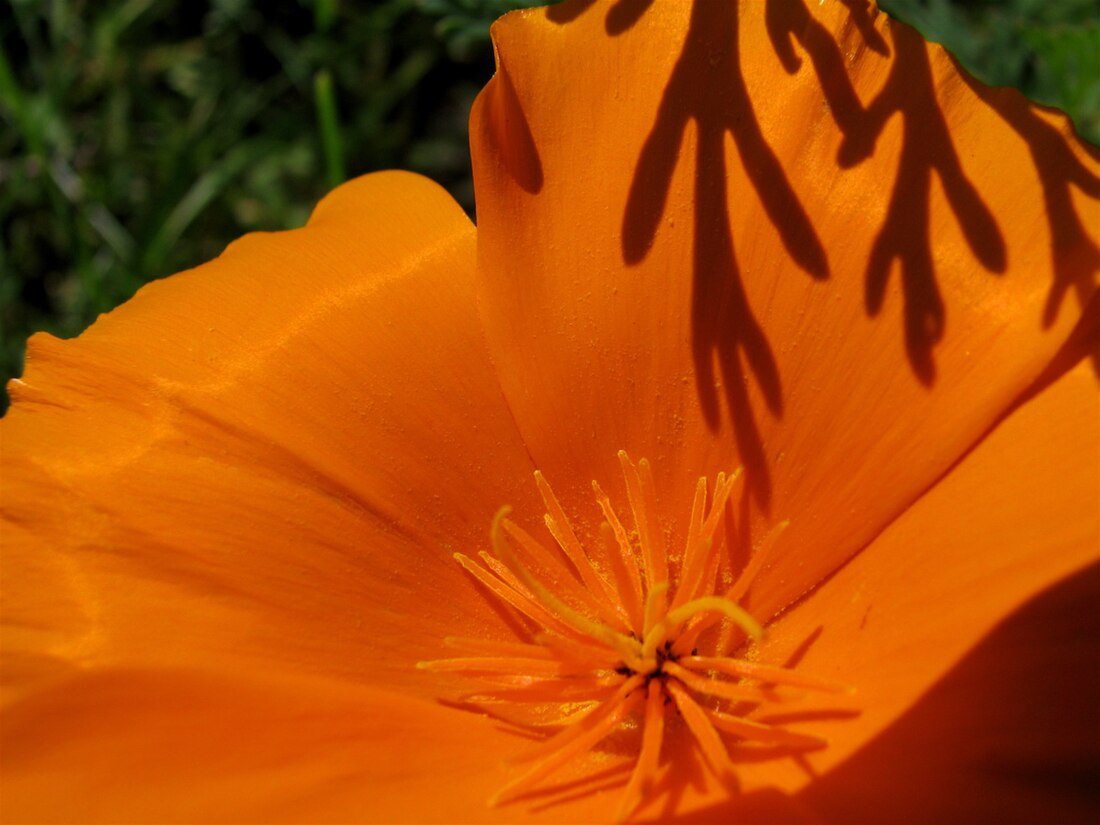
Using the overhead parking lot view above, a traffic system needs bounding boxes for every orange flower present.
[2,1,1097,823]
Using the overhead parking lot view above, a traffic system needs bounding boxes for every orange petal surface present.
[1,172,538,700]
[1,666,564,824]
[673,355,1098,822]
[472,0,1100,621]
[3,3,1098,823]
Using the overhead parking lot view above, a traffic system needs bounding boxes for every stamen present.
[702,468,740,540]
[725,519,789,603]
[636,458,667,585]
[463,699,609,731]
[536,631,624,670]
[432,454,849,818]
[662,661,781,704]
[502,518,630,631]
[416,657,579,677]
[453,552,575,636]
[642,581,670,641]
[477,550,537,600]
[705,709,828,749]
[593,482,645,628]
[665,680,737,782]
[681,656,852,693]
[615,679,666,823]
[534,471,611,601]
[675,469,743,610]
[673,477,708,610]
[618,451,663,595]
[714,519,790,656]
[491,676,645,805]
[694,536,723,607]
[507,674,645,765]
[642,596,763,663]
[674,518,790,657]
[528,702,609,728]
[598,522,646,632]
[489,508,644,667]
[461,677,619,704]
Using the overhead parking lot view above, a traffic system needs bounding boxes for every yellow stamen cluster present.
[419,451,844,820]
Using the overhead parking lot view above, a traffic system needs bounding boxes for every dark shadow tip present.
[545,0,597,25]
[605,0,655,36]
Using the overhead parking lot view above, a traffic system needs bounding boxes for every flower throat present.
[419,451,846,821]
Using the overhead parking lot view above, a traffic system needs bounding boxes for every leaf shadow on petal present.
[546,0,656,36]
[537,1,1097,522]
[614,0,1086,515]
[545,0,599,25]
[619,0,834,514]
[836,0,889,55]
[955,70,1100,373]
[836,20,1007,385]
[757,0,1097,387]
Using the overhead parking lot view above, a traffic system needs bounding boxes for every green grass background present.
[2,0,1098,412]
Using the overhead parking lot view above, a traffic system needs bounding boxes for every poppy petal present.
[471,0,1100,621]
[701,355,1098,819]
[0,668,534,823]
[1,172,538,698]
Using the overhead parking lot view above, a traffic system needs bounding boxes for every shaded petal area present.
[797,562,1100,825]
[673,356,1098,821]
[471,0,1100,621]
[7,329,1092,825]
[1,172,538,700]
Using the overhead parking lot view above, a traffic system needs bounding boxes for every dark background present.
[2,0,1098,412]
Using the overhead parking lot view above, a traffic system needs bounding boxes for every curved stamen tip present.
[492,505,514,532]
[644,597,764,660]
[429,454,847,818]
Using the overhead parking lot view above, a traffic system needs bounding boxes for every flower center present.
[419,451,847,820]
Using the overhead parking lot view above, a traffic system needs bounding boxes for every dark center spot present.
[615,640,682,685]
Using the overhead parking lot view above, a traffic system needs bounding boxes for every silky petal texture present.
[2,667,652,825]
[2,345,1092,825]
[2,665,659,824]
[670,356,1100,823]
[472,0,1100,622]
[1,171,541,701]
[1,670,520,824]
[2,4,1097,824]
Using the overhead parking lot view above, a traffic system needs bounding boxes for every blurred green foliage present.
[879,0,1100,142]
[1,0,1098,412]
[0,0,527,410]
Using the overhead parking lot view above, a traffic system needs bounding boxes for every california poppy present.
[1,1,1097,823]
